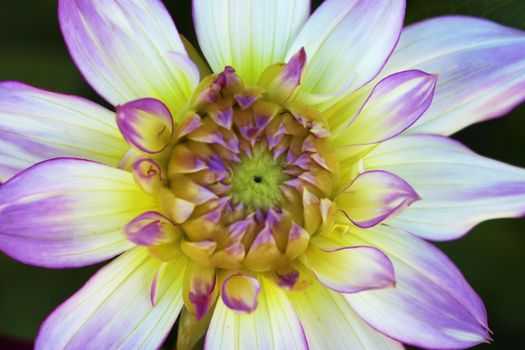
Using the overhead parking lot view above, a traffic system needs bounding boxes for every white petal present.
[0,158,157,268]
[59,0,198,111]
[342,226,489,349]
[382,16,525,135]
[205,276,308,350]
[365,134,525,240]
[193,0,310,85]
[289,282,404,350]
[0,82,128,182]
[288,0,405,97]
[36,248,187,350]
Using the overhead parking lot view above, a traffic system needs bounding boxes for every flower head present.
[2,1,525,349]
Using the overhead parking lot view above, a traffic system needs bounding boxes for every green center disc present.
[231,147,289,210]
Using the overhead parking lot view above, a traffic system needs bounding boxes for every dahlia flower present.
[1,0,525,349]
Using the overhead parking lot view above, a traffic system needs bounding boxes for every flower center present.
[148,67,339,273]
[231,146,288,210]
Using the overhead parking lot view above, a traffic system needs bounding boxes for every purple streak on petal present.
[0,130,58,176]
[151,267,160,306]
[189,274,217,321]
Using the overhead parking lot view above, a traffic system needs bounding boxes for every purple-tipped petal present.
[173,113,202,141]
[301,238,395,294]
[116,98,173,154]
[132,158,164,194]
[337,170,420,228]
[206,277,308,350]
[267,48,307,102]
[0,82,127,182]
[344,225,490,349]
[234,94,261,109]
[209,108,233,129]
[124,211,178,246]
[194,0,310,84]
[334,70,437,151]
[287,0,405,98]
[383,16,525,135]
[59,0,198,110]
[0,158,158,268]
[365,134,525,240]
[36,248,187,350]
[221,274,260,314]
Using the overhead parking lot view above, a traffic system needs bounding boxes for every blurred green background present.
[0,1,524,349]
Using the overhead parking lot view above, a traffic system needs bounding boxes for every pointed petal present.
[301,238,395,293]
[265,48,307,103]
[193,0,309,85]
[365,134,525,240]
[383,16,525,135]
[184,262,218,320]
[336,170,420,228]
[116,98,173,154]
[243,225,282,271]
[343,225,490,349]
[0,159,157,268]
[59,0,198,110]
[0,82,127,181]
[289,282,404,350]
[205,277,308,350]
[287,0,405,97]
[36,248,187,350]
[285,223,310,261]
[333,70,437,149]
